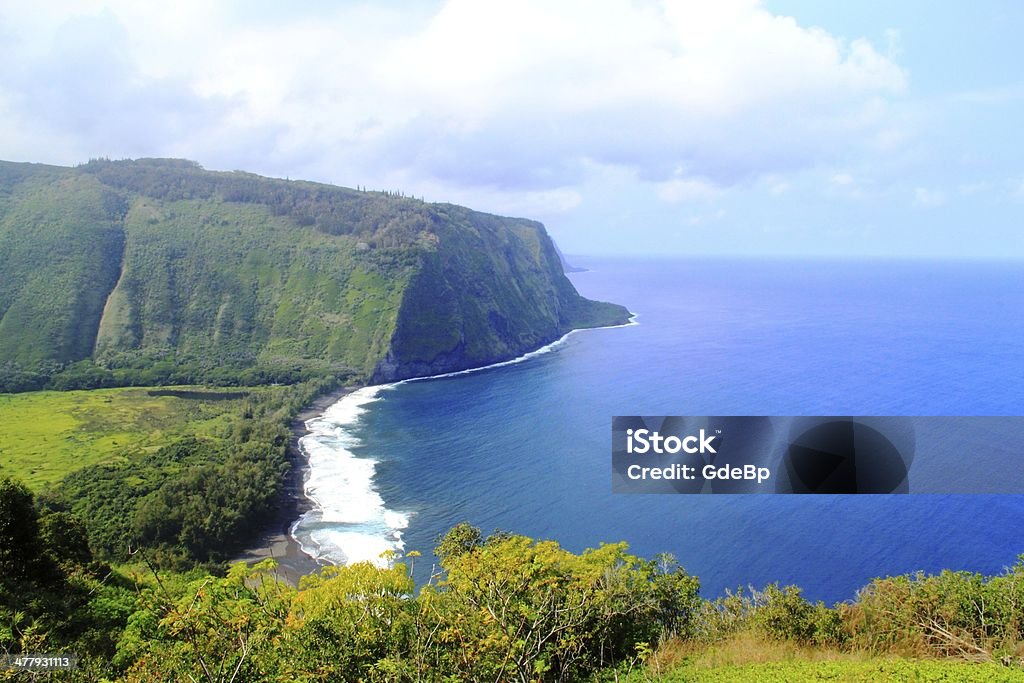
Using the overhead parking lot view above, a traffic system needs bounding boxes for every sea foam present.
[290,386,410,568]
[290,318,637,569]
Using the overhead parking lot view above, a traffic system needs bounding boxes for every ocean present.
[290,257,1024,603]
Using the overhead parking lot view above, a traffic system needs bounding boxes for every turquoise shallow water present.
[293,257,1024,602]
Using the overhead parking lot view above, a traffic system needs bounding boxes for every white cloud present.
[656,177,725,202]
[914,187,946,208]
[824,169,886,201]
[948,84,1024,106]
[883,28,903,60]
[0,0,909,204]
[500,188,584,214]
[687,208,727,225]
[765,177,791,196]
[957,182,988,196]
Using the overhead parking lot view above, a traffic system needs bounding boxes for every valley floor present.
[0,386,255,489]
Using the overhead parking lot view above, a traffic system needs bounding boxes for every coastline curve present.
[288,314,637,568]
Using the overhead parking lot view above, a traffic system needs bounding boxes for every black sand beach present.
[233,384,361,586]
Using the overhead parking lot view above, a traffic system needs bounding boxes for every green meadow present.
[0,386,251,489]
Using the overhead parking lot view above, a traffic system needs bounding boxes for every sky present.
[0,0,1021,259]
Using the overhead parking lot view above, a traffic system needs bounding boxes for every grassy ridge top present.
[0,158,629,390]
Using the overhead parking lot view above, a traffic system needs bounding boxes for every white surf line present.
[289,313,638,568]
[289,386,410,569]
[392,314,639,386]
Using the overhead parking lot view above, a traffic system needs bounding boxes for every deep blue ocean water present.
[293,258,1024,603]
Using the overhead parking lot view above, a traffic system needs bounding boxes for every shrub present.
[752,584,816,643]
[849,561,1024,661]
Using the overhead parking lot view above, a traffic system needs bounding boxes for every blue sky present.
[0,1,1020,258]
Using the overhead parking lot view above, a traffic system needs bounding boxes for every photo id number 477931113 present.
[1,654,78,671]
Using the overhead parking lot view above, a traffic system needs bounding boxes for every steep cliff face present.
[372,206,628,382]
[0,158,630,386]
[0,166,125,366]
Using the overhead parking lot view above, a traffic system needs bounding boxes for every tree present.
[423,527,701,682]
[120,560,295,682]
[0,477,45,581]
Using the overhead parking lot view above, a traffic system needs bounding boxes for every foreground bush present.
[848,560,1024,663]
[7,467,1024,681]
[119,526,701,682]
[418,529,700,681]
[695,583,847,649]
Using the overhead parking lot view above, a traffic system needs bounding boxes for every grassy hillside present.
[94,196,409,375]
[0,158,629,390]
[0,387,256,489]
[0,167,124,366]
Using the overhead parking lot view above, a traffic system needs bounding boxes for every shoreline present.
[393,317,637,386]
[234,316,636,585]
[233,384,361,586]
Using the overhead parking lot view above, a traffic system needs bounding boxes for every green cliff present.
[0,158,629,387]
